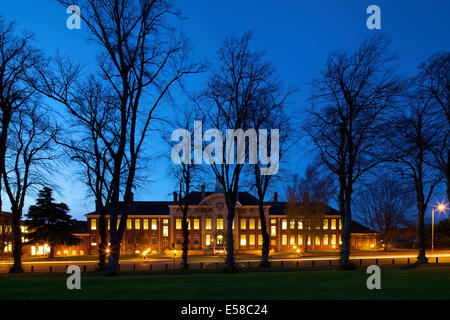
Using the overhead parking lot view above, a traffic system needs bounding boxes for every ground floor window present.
[249,234,255,246]
[240,234,246,246]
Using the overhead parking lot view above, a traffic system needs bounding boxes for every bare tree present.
[416,52,449,204]
[388,94,442,263]
[199,32,281,271]
[303,35,402,268]
[2,106,58,272]
[58,76,117,271]
[355,174,415,250]
[286,165,335,252]
[31,0,203,275]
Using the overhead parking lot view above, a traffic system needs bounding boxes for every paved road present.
[2,251,450,273]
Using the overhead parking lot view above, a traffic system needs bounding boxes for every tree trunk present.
[416,201,428,263]
[339,189,354,269]
[49,245,55,259]
[225,203,236,272]
[10,209,23,273]
[258,202,270,267]
[97,212,107,271]
[106,237,120,276]
[182,211,189,269]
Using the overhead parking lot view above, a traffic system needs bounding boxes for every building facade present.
[85,189,378,255]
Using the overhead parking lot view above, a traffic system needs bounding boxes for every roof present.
[86,201,173,216]
[267,202,341,216]
[350,221,376,234]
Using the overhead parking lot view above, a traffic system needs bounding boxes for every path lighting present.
[432,202,449,251]
[296,248,301,257]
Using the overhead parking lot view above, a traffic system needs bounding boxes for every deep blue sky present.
[1,0,449,220]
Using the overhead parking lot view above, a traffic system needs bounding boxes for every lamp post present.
[432,203,448,251]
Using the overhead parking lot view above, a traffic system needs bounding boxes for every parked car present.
[213,246,226,256]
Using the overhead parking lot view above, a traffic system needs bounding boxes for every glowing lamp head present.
[438,204,446,212]
[296,249,300,253]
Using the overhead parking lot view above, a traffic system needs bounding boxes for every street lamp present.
[432,202,449,251]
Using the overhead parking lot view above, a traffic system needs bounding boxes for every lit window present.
[176,219,182,229]
[143,219,149,230]
[152,219,157,230]
[163,225,168,237]
[205,218,212,230]
[249,219,255,230]
[315,236,320,245]
[249,234,255,246]
[135,219,141,230]
[281,219,287,230]
[205,234,211,246]
[240,219,246,230]
[290,220,295,229]
[107,219,110,230]
[194,219,200,230]
[271,219,276,224]
[163,219,168,224]
[91,236,97,246]
[323,234,329,245]
[117,218,120,229]
[339,219,342,230]
[91,219,97,230]
[240,235,247,246]
[217,218,224,230]
[298,234,303,245]
[298,220,303,230]
[258,219,261,230]
[258,235,263,245]
[331,219,336,230]
[307,236,311,245]
[331,234,337,245]
[323,219,328,230]
[271,225,276,237]
[271,239,276,246]
[282,234,287,245]
[290,235,295,245]
[339,235,342,244]
[127,219,132,230]
[187,219,191,230]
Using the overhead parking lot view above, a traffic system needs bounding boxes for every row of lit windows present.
[271,218,342,231]
[0,226,28,233]
[90,218,169,231]
[279,234,342,246]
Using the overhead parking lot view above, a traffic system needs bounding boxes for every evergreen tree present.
[26,187,80,258]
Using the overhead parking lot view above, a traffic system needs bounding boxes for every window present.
[117,218,120,229]
[176,237,181,245]
[187,219,191,230]
[91,219,97,230]
[281,219,287,230]
[323,234,329,245]
[331,219,336,230]
[194,219,200,230]
[240,235,246,246]
[163,219,168,224]
[143,219,149,230]
[249,219,255,230]
[127,219,132,230]
[249,234,255,246]
[258,219,261,230]
[163,225,169,237]
[271,225,276,237]
[205,218,212,230]
[339,219,342,230]
[271,219,276,224]
[194,237,200,246]
[107,219,110,230]
[143,237,148,245]
[240,219,246,230]
[307,236,311,245]
[298,220,303,230]
[176,219,182,230]
[331,234,337,245]
[298,234,303,245]
[290,235,295,245]
[282,234,287,245]
[152,236,156,245]
[339,235,342,244]
[135,219,141,230]
[205,234,211,246]
[217,218,224,230]
[271,239,276,246]
[136,237,140,246]
[290,219,296,229]
[152,219,157,230]
[315,236,320,245]
[323,219,328,230]
[91,235,97,246]
[258,235,263,245]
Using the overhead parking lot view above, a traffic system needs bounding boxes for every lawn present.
[0,264,449,300]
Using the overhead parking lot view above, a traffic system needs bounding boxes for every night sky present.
[1,0,449,220]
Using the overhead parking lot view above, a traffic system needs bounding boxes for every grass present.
[0,264,449,300]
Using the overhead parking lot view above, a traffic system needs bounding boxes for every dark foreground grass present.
[0,264,449,300]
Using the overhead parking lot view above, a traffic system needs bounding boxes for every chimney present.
[273,192,278,203]
[201,185,206,200]
[173,191,178,203]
